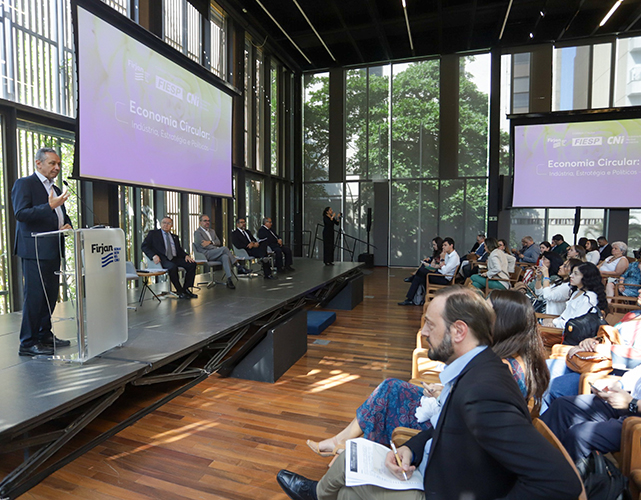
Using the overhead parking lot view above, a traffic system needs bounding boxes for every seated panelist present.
[257,217,294,272]
[141,216,197,300]
[231,217,276,280]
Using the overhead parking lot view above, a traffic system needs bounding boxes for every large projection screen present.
[75,4,233,197]
[512,117,641,208]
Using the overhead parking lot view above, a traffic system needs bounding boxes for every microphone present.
[63,179,105,228]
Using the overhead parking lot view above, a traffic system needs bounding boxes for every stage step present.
[307,310,336,335]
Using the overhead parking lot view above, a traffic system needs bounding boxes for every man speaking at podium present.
[12,147,72,356]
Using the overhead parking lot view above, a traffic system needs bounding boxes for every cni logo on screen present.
[91,243,122,268]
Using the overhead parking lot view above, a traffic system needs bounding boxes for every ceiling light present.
[401,0,414,53]
[499,0,514,41]
[529,32,534,39]
[600,0,624,27]
[539,10,545,17]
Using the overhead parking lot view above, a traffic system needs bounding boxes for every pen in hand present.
[390,440,408,481]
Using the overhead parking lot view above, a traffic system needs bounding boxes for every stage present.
[0,259,363,499]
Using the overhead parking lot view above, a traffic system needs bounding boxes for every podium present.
[34,228,128,362]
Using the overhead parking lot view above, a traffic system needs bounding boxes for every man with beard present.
[276,286,581,500]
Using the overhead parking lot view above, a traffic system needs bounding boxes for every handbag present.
[562,307,608,346]
[565,350,612,374]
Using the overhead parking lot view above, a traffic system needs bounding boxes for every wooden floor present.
[22,268,422,500]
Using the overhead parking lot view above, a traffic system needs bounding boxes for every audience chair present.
[192,244,226,288]
[621,417,641,499]
[532,418,588,500]
[411,330,444,382]
[484,265,523,296]
[424,264,462,304]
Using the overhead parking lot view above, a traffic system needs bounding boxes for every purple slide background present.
[513,119,641,208]
[77,7,232,197]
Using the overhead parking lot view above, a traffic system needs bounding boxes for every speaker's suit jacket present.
[141,229,188,262]
[12,173,71,260]
[404,347,582,500]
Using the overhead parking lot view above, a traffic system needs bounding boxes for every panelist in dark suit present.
[257,217,294,272]
[231,217,276,280]
[277,286,582,500]
[141,216,197,299]
[12,147,73,356]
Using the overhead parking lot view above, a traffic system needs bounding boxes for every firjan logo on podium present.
[91,243,122,268]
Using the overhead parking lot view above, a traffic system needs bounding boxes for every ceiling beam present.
[557,0,587,41]
[327,0,365,64]
[467,0,478,51]
[364,0,392,60]
[623,2,641,32]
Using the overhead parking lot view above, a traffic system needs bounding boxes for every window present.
[188,193,202,250]
[163,0,201,62]
[303,72,330,181]
[101,0,128,16]
[209,4,226,78]
[614,36,641,107]
[255,48,264,172]
[270,61,279,176]
[165,191,180,234]
[512,53,531,114]
[0,0,76,116]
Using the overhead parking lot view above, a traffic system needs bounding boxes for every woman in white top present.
[541,262,608,329]
[585,239,600,265]
[598,241,629,291]
[534,258,583,316]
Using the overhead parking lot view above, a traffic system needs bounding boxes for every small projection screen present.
[512,114,641,208]
[73,1,233,197]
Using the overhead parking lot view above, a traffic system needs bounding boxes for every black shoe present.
[41,336,71,348]
[19,343,54,356]
[178,292,191,299]
[185,290,198,299]
[226,278,236,289]
[285,266,295,272]
[276,470,318,500]
[264,274,279,280]
[237,266,250,275]
[404,276,413,282]
[398,299,414,306]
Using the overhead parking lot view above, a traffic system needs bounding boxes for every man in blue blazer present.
[141,216,197,299]
[12,147,73,356]
[277,287,582,500]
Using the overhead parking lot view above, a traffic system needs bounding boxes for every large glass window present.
[118,186,135,261]
[245,177,264,234]
[270,61,279,176]
[553,46,590,111]
[101,0,128,16]
[303,72,330,181]
[255,48,264,172]
[367,66,390,181]
[163,0,201,62]
[630,209,641,255]
[303,183,343,260]
[0,121,7,314]
[459,54,490,177]
[209,4,226,79]
[391,61,439,179]
[512,53,531,114]
[614,36,641,107]
[0,0,76,116]
[592,43,612,109]
[165,191,181,233]
[188,193,202,249]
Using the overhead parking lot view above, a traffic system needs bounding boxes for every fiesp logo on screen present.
[572,137,602,146]
[156,76,184,100]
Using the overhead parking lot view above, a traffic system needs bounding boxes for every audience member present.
[541,363,641,471]
[193,214,238,289]
[142,216,197,299]
[458,232,486,279]
[541,262,608,330]
[598,241,629,288]
[551,234,570,259]
[404,237,443,283]
[598,236,612,260]
[613,249,641,298]
[278,287,581,500]
[469,237,511,291]
[534,258,583,315]
[578,237,588,248]
[585,239,600,265]
[258,217,294,272]
[230,217,276,280]
[306,289,550,457]
[566,245,586,262]
[399,237,459,306]
[513,236,540,263]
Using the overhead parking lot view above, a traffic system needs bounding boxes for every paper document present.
[344,438,424,491]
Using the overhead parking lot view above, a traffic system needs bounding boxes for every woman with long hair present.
[541,262,608,329]
[566,245,587,262]
[469,237,511,291]
[533,258,583,315]
[305,289,549,458]
[585,239,600,265]
[404,237,444,282]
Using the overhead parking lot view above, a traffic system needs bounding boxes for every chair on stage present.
[232,244,259,278]
[192,243,226,288]
[125,261,140,310]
